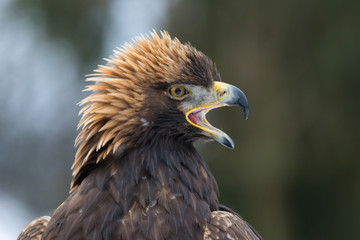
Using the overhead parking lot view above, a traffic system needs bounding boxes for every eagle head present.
[72,31,248,189]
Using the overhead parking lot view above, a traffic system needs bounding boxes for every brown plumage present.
[18,31,261,240]
[18,216,50,240]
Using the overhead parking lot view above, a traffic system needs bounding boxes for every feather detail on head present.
[71,31,208,191]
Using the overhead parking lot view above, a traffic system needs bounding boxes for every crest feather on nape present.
[70,31,194,191]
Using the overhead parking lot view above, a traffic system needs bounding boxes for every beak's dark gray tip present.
[244,107,249,120]
[218,135,235,149]
[234,87,249,120]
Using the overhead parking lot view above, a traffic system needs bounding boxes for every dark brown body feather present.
[42,140,261,240]
[17,216,50,240]
[18,32,261,240]
[43,140,218,239]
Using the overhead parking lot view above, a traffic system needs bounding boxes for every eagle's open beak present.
[185,81,249,149]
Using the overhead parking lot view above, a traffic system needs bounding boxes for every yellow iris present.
[168,86,189,99]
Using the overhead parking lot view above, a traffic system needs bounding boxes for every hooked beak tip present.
[243,107,249,120]
[218,135,235,149]
[224,84,249,120]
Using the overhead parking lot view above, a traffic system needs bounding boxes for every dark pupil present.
[174,88,182,95]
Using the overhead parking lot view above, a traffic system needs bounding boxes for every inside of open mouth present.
[187,107,219,133]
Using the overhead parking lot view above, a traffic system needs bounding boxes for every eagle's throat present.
[108,138,220,211]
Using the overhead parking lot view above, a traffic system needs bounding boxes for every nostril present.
[219,90,227,97]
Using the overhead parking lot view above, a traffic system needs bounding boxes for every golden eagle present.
[18,31,261,240]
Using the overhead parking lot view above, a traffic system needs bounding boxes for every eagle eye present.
[168,85,190,99]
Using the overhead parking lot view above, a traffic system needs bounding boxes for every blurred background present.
[0,0,359,239]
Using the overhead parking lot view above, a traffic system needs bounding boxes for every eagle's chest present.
[106,195,208,240]
[43,176,210,240]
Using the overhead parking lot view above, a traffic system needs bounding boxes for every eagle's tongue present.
[187,107,224,134]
